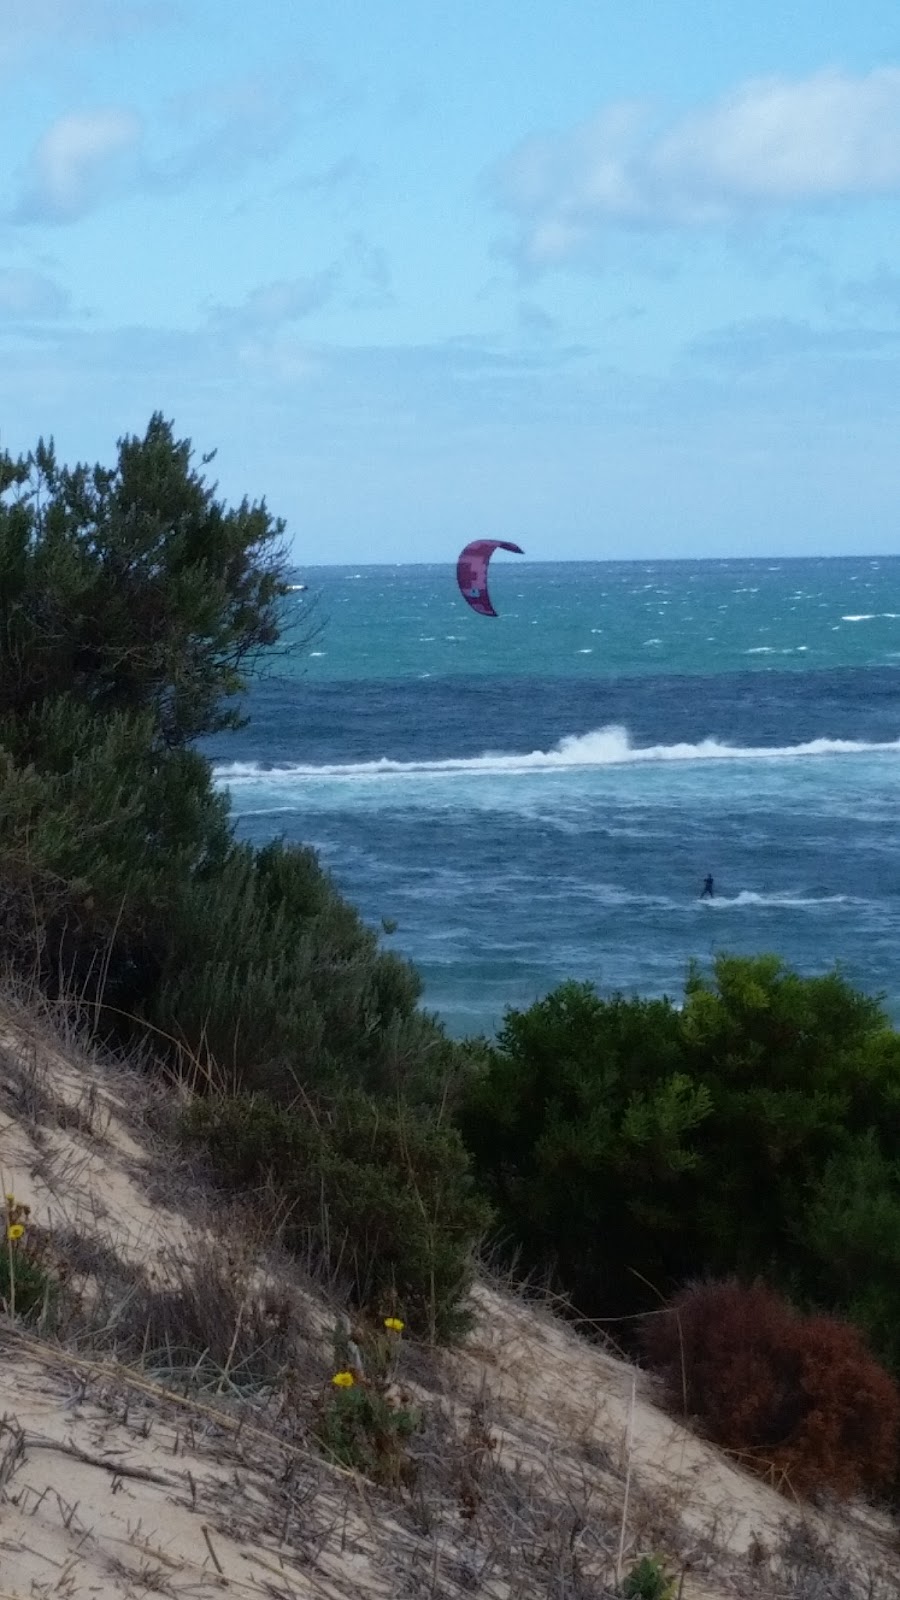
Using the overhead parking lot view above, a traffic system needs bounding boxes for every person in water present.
[701,874,714,898]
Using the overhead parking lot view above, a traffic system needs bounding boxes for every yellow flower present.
[6,1224,24,1242]
[383,1317,404,1333]
[4,1194,14,1207]
[331,1371,355,1388]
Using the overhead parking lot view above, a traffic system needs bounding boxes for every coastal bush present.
[0,411,283,1006]
[457,956,900,1369]
[0,416,484,1345]
[182,1088,491,1341]
[641,1279,900,1498]
[798,1136,900,1376]
[0,702,228,1011]
[457,979,710,1316]
[153,837,460,1104]
[0,703,456,1105]
[0,415,288,747]
[0,417,461,1096]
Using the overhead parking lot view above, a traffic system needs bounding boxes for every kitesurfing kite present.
[456,539,524,617]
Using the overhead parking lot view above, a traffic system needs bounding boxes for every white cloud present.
[215,272,339,330]
[16,107,143,222]
[153,68,298,186]
[211,237,392,332]
[0,267,69,317]
[11,58,320,225]
[497,68,900,264]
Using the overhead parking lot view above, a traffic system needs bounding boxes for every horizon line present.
[288,551,900,569]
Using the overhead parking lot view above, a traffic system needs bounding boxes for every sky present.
[3,2,900,561]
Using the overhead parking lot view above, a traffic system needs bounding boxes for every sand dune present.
[1,1001,897,1599]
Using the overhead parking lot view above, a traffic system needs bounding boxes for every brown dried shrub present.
[640,1278,900,1498]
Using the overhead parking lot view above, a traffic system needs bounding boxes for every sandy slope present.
[0,1004,897,1600]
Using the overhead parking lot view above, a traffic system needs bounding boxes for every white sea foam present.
[701,890,851,909]
[212,726,900,785]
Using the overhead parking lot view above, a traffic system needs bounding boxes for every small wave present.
[212,726,900,785]
[702,891,852,909]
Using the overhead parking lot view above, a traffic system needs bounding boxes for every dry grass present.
[0,989,898,1600]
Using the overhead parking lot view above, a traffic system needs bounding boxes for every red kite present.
[456,539,524,617]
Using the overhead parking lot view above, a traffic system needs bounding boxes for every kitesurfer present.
[701,874,714,899]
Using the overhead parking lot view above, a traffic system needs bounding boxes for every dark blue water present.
[208,560,900,1035]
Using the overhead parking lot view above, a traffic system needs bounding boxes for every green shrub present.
[457,957,900,1369]
[314,1378,420,1486]
[152,837,460,1106]
[0,699,460,1114]
[1,1197,59,1324]
[799,1135,900,1375]
[182,1089,491,1341]
[622,1555,676,1599]
[458,979,710,1318]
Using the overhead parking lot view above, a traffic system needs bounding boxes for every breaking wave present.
[213,725,900,784]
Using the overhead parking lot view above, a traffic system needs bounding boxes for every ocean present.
[207,557,900,1037]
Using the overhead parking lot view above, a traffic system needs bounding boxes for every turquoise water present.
[281,557,900,681]
[209,557,900,1036]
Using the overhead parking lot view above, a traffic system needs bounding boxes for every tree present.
[0,413,289,748]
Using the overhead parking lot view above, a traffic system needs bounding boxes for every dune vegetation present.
[3,418,900,1597]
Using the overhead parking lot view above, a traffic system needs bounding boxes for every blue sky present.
[4,1,900,560]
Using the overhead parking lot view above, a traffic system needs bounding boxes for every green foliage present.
[458,957,900,1369]
[678,955,900,1284]
[622,1555,676,1599]
[458,980,710,1316]
[0,1243,57,1322]
[0,415,288,747]
[314,1381,420,1486]
[0,413,283,1008]
[0,696,231,1013]
[799,1137,900,1373]
[152,836,457,1103]
[0,1255,56,1323]
[1,1199,59,1324]
[0,416,483,1347]
[182,1089,491,1341]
